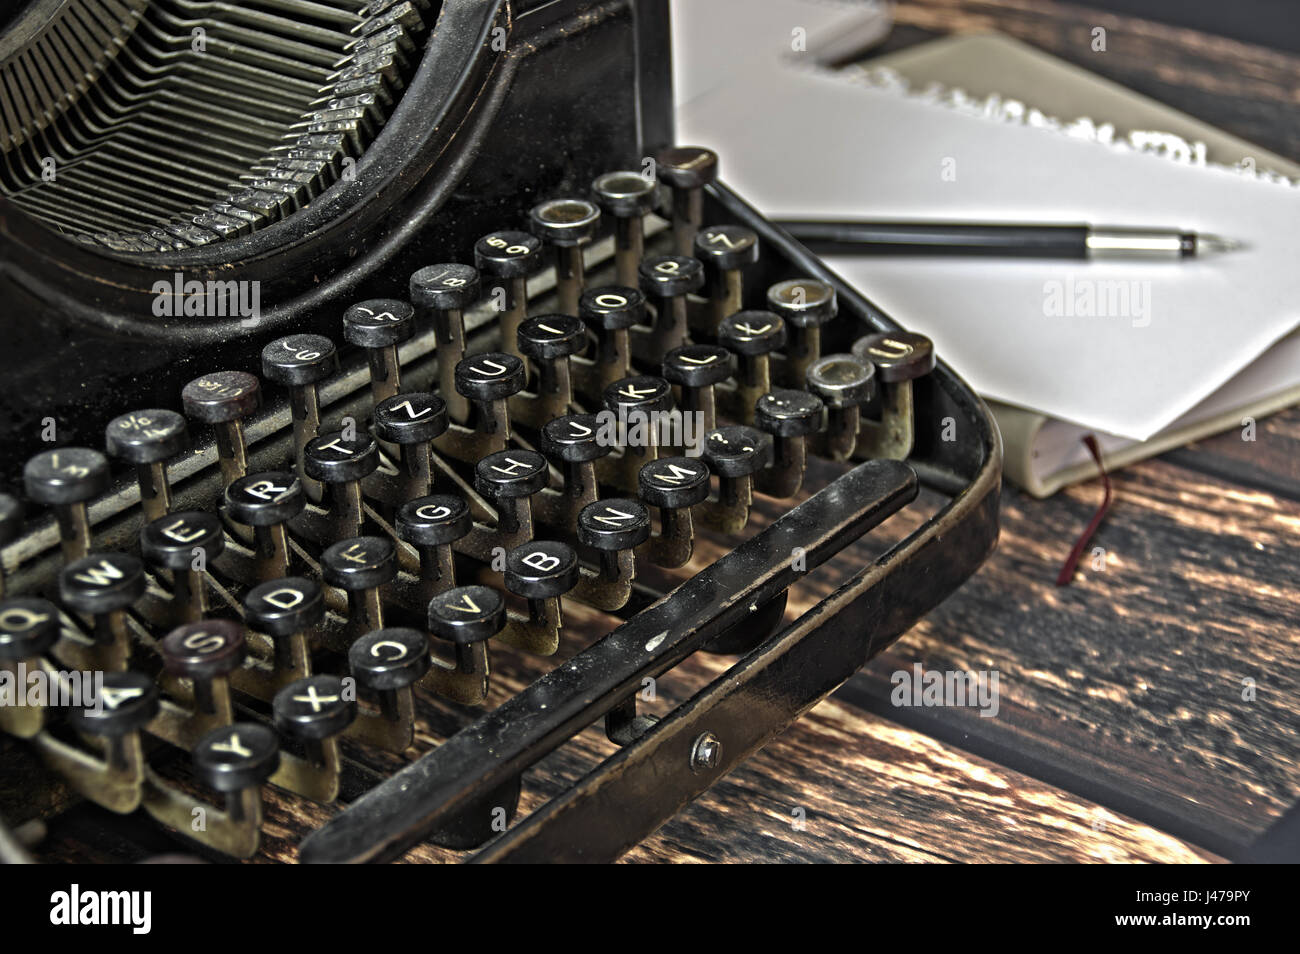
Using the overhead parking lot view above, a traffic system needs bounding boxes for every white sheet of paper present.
[677,63,1300,440]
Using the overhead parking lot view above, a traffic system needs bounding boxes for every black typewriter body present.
[0,0,1001,863]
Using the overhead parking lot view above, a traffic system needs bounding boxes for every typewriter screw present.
[655,145,719,255]
[374,392,449,499]
[343,299,416,409]
[592,171,658,286]
[719,310,788,424]
[411,264,481,406]
[141,511,226,622]
[105,409,189,522]
[806,354,877,461]
[579,286,647,389]
[475,231,545,362]
[663,343,735,436]
[321,536,396,640]
[851,331,936,460]
[695,224,759,332]
[261,334,338,503]
[639,254,704,353]
[690,732,722,773]
[0,494,23,597]
[181,372,261,487]
[530,198,602,316]
[768,279,838,388]
[23,447,110,562]
[224,472,305,581]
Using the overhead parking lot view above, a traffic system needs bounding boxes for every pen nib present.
[1195,233,1243,255]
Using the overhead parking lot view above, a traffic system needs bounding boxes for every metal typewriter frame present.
[0,182,1000,863]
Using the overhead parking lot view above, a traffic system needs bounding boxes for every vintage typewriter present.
[0,0,1000,863]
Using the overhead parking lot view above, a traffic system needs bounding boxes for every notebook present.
[674,23,1300,496]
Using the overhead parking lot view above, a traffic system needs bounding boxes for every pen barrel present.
[779,221,1090,258]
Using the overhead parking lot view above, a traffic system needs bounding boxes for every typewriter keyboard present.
[0,147,959,863]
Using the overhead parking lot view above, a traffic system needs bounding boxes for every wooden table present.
[625,0,1300,865]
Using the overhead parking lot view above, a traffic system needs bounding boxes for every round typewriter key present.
[23,447,109,506]
[593,170,657,286]
[851,331,936,382]
[342,299,415,349]
[518,314,587,360]
[578,499,651,551]
[806,353,876,408]
[224,472,304,527]
[261,334,337,502]
[579,286,646,330]
[349,628,431,692]
[806,354,876,461]
[579,286,645,387]
[640,255,704,353]
[475,232,544,362]
[321,536,396,592]
[638,457,711,510]
[505,540,580,600]
[531,198,601,316]
[344,299,415,405]
[474,230,544,279]
[694,224,759,271]
[244,576,321,674]
[656,146,718,255]
[396,494,472,547]
[274,675,356,741]
[541,413,609,463]
[193,723,280,793]
[303,431,378,484]
[106,409,189,522]
[59,552,146,616]
[663,344,735,388]
[323,536,395,636]
[475,450,549,499]
[68,671,159,738]
[374,392,448,445]
[703,426,773,478]
[244,577,324,638]
[639,254,704,299]
[182,371,261,487]
[755,389,825,437]
[260,334,337,387]
[720,310,787,356]
[106,409,187,463]
[768,278,838,387]
[454,352,526,403]
[427,585,506,645]
[181,371,260,424]
[141,511,225,570]
[754,390,825,498]
[397,495,471,602]
[604,375,674,415]
[409,264,480,312]
[161,619,246,682]
[664,344,734,433]
[23,448,109,560]
[0,597,60,660]
[530,197,601,246]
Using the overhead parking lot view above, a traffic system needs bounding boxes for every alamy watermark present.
[152,271,261,327]
[0,663,106,711]
[1043,277,1151,328]
[595,407,707,456]
[890,663,1000,718]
